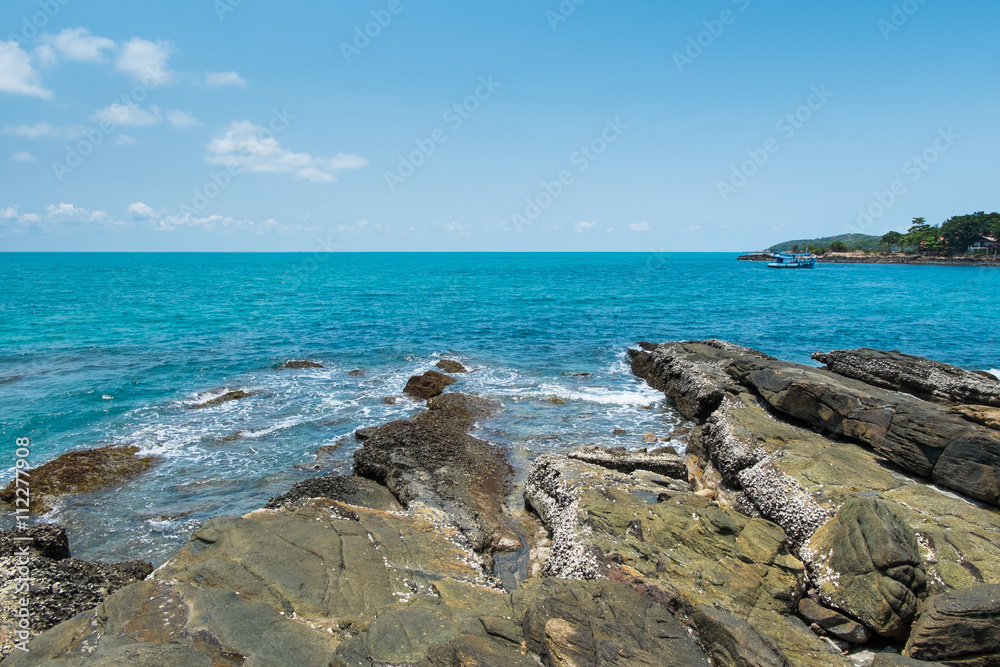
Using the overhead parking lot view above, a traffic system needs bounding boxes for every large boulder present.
[0,445,156,514]
[353,393,519,556]
[435,359,468,373]
[813,348,1000,407]
[403,370,457,400]
[802,497,925,639]
[903,584,1000,666]
[264,474,402,511]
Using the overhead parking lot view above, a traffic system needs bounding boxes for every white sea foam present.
[990,369,1000,381]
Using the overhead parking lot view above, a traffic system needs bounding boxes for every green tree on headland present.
[829,240,848,252]
[881,230,903,251]
[902,217,945,252]
[940,211,1000,250]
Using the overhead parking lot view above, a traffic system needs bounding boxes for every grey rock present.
[263,474,402,511]
[798,598,871,644]
[904,584,1000,666]
[403,370,457,400]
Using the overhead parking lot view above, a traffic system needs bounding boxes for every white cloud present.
[11,151,37,162]
[436,221,471,236]
[166,110,200,127]
[0,41,54,99]
[91,103,162,127]
[574,221,596,232]
[200,71,246,87]
[628,221,650,232]
[206,120,367,183]
[2,122,83,139]
[684,225,702,233]
[335,220,370,233]
[116,38,174,83]
[116,134,136,146]
[45,203,107,222]
[45,28,117,62]
[127,202,155,220]
[1,206,20,220]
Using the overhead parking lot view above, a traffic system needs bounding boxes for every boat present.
[767,252,818,269]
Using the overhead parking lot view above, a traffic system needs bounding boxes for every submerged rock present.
[187,389,252,409]
[0,445,156,515]
[435,359,467,373]
[813,348,1000,407]
[403,369,456,400]
[282,359,323,369]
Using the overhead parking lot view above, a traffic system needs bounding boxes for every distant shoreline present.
[737,251,1000,267]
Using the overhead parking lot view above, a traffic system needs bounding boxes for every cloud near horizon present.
[206,120,367,183]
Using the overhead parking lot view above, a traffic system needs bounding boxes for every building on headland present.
[969,235,999,254]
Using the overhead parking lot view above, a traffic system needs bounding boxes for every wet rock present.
[803,497,925,639]
[0,524,69,561]
[353,427,376,441]
[187,389,252,409]
[282,359,323,369]
[0,445,156,515]
[546,396,566,405]
[263,474,402,511]
[348,368,365,377]
[514,577,710,666]
[813,348,1000,408]
[903,584,1000,666]
[435,359,467,373]
[353,393,515,555]
[870,654,948,667]
[612,428,628,435]
[403,370,456,400]
[383,396,396,405]
[0,525,151,658]
[568,446,686,479]
[798,598,872,644]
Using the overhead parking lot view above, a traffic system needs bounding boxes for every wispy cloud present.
[628,221,650,232]
[166,110,200,127]
[574,220,596,232]
[116,134,137,146]
[44,28,117,62]
[199,70,246,87]
[206,120,367,183]
[0,40,54,99]
[116,38,174,83]
[91,103,162,127]
[11,151,37,162]
[2,122,84,139]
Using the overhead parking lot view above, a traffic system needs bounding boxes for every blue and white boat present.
[767,252,818,269]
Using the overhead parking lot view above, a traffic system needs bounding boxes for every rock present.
[264,474,402,512]
[0,524,70,561]
[951,404,1000,430]
[353,393,515,555]
[567,446,686,479]
[0,525,151,658]
[514,577,710,666]
[348,368,365,377]
[643,432,657,442]
[187,389,251,409]
[353,427,376,441]
[282,360,323,369]
[612,429,627,435]
[383,396,396,405]
[798,598,872,644]
[521,453,839,666]
[803,497,925,639]
[813,348,1000,407]
[572,372,591,377]
[871,654,948,667]
[693,604,788,667]
[435,359,467,373]
[403,370,456,400]
[903,584,1000,666]
[546,396,566,405]
[0,445,156,514]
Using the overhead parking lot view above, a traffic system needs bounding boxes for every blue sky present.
[1,0,997,251]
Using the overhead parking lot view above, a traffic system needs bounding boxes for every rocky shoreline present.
[738,251,1000,267]
[3,349,1000,665]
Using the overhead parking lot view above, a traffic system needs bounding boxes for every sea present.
[2,252,998,565]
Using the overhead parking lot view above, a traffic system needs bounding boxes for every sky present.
[1,0,997,252]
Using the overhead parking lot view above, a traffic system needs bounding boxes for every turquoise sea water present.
[2,252,999,563]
